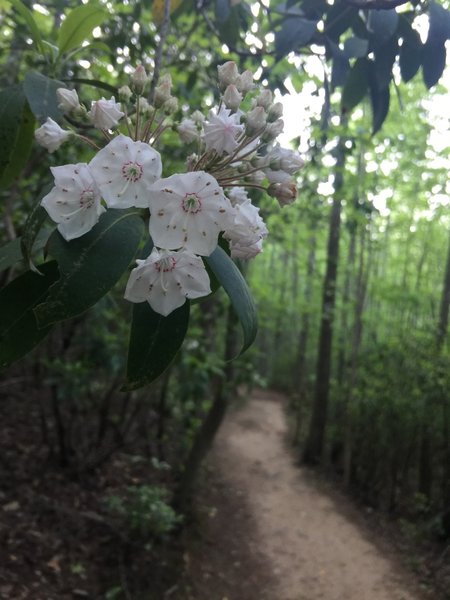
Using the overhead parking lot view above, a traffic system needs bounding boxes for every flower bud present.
[268,101,283,122]
[217,61,239,91]
[268,181,297,206]
[89,97,124,130]
[262,119,284,142]
[118,85,133,102]
[154,75,172,108]
[178,118,199,143]
[256,89,273,109]
[223,84,243,111]
[163,97,178,115]
[236,70,254,94]
[56,88,80,114]
[131,65,148,95]
[246,106,267,136]
[191,110,205,124]
[138,97,154,116]
[35,117,72,153]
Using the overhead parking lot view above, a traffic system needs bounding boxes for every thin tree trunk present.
[303,137,345,465]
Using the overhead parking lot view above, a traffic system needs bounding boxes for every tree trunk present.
[303,138,345,465]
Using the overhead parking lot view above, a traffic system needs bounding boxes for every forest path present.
[190,389,424,600]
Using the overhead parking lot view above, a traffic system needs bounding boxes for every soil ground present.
[181,389,442,600]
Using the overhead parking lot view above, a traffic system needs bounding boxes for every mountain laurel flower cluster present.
[35,62,303,316]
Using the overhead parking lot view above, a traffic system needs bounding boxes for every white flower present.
[223,84,243,111]
[178,119,199,144]
[124,247,211,316]
[89,97,124,130]
[149,171,234,256]
[203,107,244,155]
[224,199,268,251]
[227,187,249,206]
[217,61,239,90]
[35,118,72,153]
[229,238,263,260]
[56,88,80,113]
[41,163,105,241]
[89,135,162,209]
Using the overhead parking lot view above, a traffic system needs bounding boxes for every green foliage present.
[57,4,108,55]
[106,485,182,538]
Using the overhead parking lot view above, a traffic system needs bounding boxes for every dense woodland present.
[0,0,450,597]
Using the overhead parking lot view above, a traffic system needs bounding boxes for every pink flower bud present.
[56,88,80,113]
[236,70,254,94]
[268,102,283,122]
[223,84,243,111]
[268,181,297,206]
[262,119,284,142]
[89,97,124,130]
[246,106,267,135]
[217,61,239,90]
[131,65,148,95]
[256,89,273,109]
[35,118,72,153]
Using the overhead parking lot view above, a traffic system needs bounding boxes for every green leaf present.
[124,301,190,391]
[23,72,66,121]
[367,9,398,47]
[0,86,35,189]
[21,202,50,273]
[373,34,398,90]
[275,17,317,60]
[341,58,369,114]
[399,21,422,83]
[422,41,446,89]
[343,36,368,59]
[34,210,144,328]
[370,81,390,135]
[6,0,44,55]
[0,230,50,273]
[58,4,108,55]
[205,246,257,355]
[0,262,59,369]
[64,78,118,95]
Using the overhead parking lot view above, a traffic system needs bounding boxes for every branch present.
[342,0,411,7]
[148,0,172,104]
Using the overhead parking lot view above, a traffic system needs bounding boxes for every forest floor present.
[179,389,445,600]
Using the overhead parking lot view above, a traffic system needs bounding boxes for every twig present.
[148,0,172,104]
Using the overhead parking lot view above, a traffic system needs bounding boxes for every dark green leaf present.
[327,40,349,89]
[7,0,44,55]
[369,80,390,135]
[205,246,257,355]
[428,1,450,43]
[34,210,144,328]
[63,78,118,95]
[58,4,108,55]
[422,41,446,89]
[23,72,66,121]
[341,58,369,114]
[325,4,357,42]
[217,4,241,47]
[399,21,422,83]
[123,301,190,391]
[215,0,230,23]
[368,9,398,48]
[21,202,50,273]
[343,36,368,59]
[0,86,35,189]
[0,230,50,273]
[275,17,317,60]
[0,262,59,369]
[373,34,398,90]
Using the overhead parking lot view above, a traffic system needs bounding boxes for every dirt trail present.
[196,390,425,600]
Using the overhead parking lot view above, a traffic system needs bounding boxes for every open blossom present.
[41,163,105,241]
[203,107,244,155]
[56,88,80,113]
[35,118,72,153]
[149,171,234,256]
[89,97,124,129]
[224,199,268,260]
[124,247,211,316]
[89,134,162,208]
